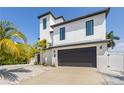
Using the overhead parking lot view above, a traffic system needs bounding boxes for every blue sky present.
[0,7,124,51]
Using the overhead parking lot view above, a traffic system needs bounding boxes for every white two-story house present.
[38,8,110,70]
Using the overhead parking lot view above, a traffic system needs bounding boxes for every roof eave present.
[38,11,55,19]
[45,39,110,49]
[38,11,65,21]
[55,16,65,21]
[51,8,110,28]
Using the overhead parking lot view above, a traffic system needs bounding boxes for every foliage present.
[106,31,120,49]
[0,20,31,65]
[16,44,32,63]
[42,62,48,66]
[30,45,38,57]
[34,61,39,65]
[37,39,47,48]
[36,39,47,65]
[0,20,27,57]
[37,39,47,52]
[51,64,56,67]
[0,39,19,58]
[0,21,49,65]
[0,43,37,65]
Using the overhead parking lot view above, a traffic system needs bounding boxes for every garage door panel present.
[58,47,96,67]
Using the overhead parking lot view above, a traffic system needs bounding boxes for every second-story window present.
[86,20,94,36]
[43,18,47,29]
[60,27,65,40]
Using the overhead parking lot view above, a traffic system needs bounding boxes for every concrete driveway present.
[0,65,52,85]
[20,67,106,85]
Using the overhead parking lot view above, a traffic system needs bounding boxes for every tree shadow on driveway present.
[100,72,124,85]
[102,73,124,81]
[0,68,32,82]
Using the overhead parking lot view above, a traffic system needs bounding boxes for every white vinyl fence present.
[108,54,124,72]
[98,52,124,73]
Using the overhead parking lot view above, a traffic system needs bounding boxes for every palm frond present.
[113,36,120,40]
[5,26,16,33]
[0,20,27,43]
[0,39,20,58]
[16,44,31,60]
[106,31,120,49]
[108,31,113,35]
[37,39,47,49]
[0,21,13,28]
[5,30,27,43]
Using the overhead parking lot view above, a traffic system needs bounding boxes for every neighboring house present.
[38,8,110,69]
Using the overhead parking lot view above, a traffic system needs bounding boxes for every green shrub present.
[42,62,48,66]
[34,61,39,65]
[0,57,28,65]
[51,64,56,67]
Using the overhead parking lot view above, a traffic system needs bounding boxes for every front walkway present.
[20,67,106,85]
[0,64,52,85]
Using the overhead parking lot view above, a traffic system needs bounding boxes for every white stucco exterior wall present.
[40,14,58,43]
[39,14,65,64]
[39,12,110,71]
[55,18,64,24]
[53,13,106,46]
[49,15,56,31]
[40,15,64,44]
[50,43,108,67]
[40,15,52,43]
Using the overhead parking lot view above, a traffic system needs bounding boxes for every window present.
[60,27,65,40]
[86,20,94,36]
[43,18,47,29]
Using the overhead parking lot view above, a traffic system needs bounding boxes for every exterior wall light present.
[100,45,102,49]
[54,50,56,57]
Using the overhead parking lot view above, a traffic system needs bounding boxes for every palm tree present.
[106,31,120,49]
[16,44,33,63]
[37,39,47,50]
[37,39,47,64]
[0,21,27,58]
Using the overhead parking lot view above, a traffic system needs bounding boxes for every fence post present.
[107,53,110,68]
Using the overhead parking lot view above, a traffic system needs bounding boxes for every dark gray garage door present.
[58,47,96,67]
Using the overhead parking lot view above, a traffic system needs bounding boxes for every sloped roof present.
[51,8,110,28]
[38,11,65,21]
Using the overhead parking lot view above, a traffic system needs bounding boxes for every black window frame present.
[60,27,65,40]
[43,18,47,29]
[86,20,94,36]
